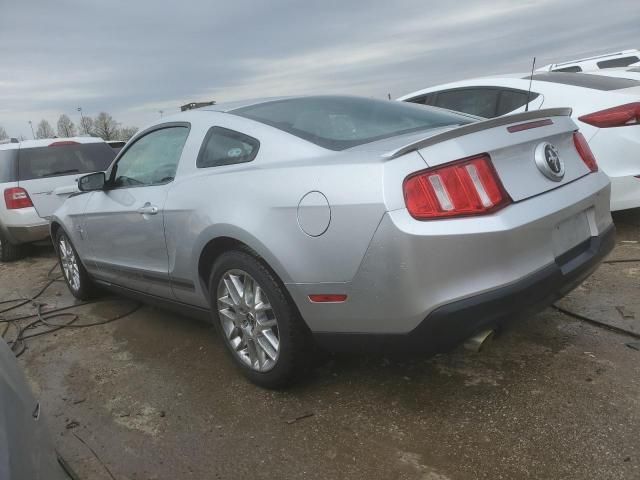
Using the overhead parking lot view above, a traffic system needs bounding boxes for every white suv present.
[537,49,640,73]
[0,137,115,261]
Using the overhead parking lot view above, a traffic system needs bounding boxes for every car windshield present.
[231,96,474,150]
[18,142,116,180]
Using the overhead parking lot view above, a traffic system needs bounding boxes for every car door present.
[82,123,190,297]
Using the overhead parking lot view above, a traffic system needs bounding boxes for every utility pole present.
[28,121,35,139]
[77,107,86,134]
[159,110,164,118]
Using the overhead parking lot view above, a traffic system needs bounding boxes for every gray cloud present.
[0,0,637,137]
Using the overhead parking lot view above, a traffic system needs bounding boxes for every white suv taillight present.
[4,187,34,209]
[403,154,511,220]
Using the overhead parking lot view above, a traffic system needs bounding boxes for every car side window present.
[196,127,259,168]
[553,66,582,73]
[433,88,500,118]
[597,56,639,69]
[112,126,189,188]
[496,89,539,116]
[405,94,436,106]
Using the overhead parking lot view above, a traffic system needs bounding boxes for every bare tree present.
[93,112,119,140]
[36,120,55,139]
[79,116,94,136]
[57,114,77,137]
[118,126,139,141]
[0,126,8,141]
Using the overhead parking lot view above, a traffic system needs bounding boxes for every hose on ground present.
[0,262,140,357]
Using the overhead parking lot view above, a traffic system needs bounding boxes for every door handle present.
[137,203,159,215]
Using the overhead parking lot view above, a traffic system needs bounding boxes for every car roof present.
[528,72,640,90]
[396,72,640,100]
[199,96,295,112]
[396,75,531,100]
[0,136,106,151]
[582,67,640,80]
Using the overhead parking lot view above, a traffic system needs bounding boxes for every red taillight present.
[403,154,511,220]
[578,103,640,128]
[308,294,347,303]
[4,187,34,209]
[573,132,598,172]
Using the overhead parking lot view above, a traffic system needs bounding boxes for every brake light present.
[507,119,553,133]
[403,154,511,220]
[4,187,34,209]
[578,103,640,128]
[573,132,598,172]
[49,140,79,146]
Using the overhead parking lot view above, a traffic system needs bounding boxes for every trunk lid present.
[17,141,115,218]
[387,108,590,202]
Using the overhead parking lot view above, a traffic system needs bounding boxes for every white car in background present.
[0,137,115,261]
[536,49,640,73]
[398,72,640,211]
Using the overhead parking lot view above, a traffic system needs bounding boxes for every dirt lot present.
[1,210,639,480]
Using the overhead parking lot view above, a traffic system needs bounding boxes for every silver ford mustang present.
[51,96,614,387]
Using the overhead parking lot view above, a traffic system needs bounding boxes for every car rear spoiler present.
[384,107,573,159]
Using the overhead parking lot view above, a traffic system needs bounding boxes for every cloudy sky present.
[0,0,638,138]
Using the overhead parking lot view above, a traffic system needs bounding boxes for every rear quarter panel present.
[164,114,389,307]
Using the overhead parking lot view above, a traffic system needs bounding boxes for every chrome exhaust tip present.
[464,329,495,353]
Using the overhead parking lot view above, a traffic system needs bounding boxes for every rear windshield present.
[18,143,116,181]
[231,96,473,150]
[526,72,640,91]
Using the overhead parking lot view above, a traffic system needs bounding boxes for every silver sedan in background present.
[51,96,614,387]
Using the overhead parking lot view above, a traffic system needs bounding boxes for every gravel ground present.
[1,209,639,480]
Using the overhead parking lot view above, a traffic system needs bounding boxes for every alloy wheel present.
[217,269,280,372]
[59,236,80,291]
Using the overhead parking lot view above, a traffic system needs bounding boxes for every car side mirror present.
[78,172,106,192]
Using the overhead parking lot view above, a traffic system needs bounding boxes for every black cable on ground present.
[0,262,141,357]
[552,304,640,340]
[602,258,640,264]
[552,256,640,339]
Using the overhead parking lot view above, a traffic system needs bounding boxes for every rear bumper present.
[3,224,50,244]
[0,206,50,244]
[0,211,49,245]
[314,225,615,352]
[609,175,640,211]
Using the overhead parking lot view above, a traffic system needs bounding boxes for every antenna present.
[525,56,536,112]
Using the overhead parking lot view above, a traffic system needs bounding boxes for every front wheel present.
[55,230,96,300]
[209,250,311,388]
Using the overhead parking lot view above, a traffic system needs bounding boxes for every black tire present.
[209,249,312,388]
[54,230,97,300]
[0,231,24,262]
